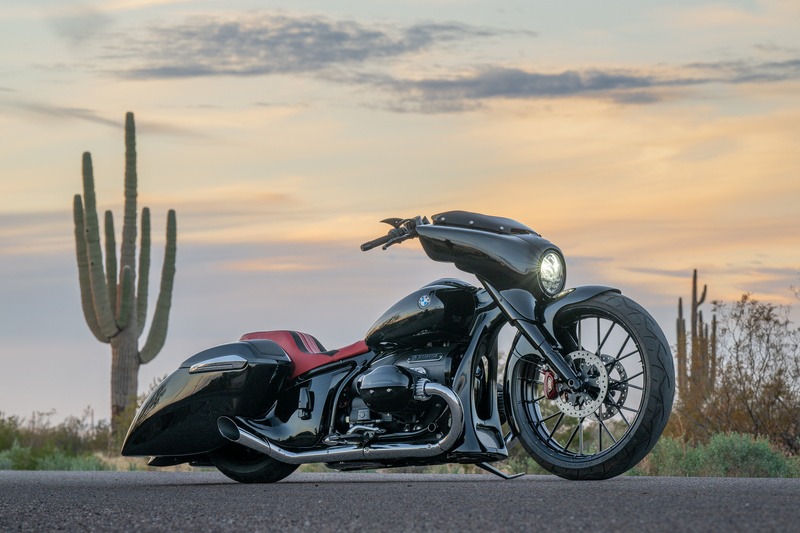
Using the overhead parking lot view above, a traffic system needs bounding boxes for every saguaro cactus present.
[73,112,177,428]
[676,270,717,402]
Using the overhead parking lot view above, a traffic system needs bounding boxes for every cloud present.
[686,57,800,84]
[365,57,800,112]
[1,100,212,138]
[367,67,661,112]
[9,102,120,128]
[119,14,502,79]
[47,5,113,46]
[39,10,800,113]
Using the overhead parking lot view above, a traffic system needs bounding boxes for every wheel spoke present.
[618,371,644,384]
[598,418,603,451]
[550,413,565,438]
[540,411,562,424]
[615,334,631,359]
[617,407,632,428]
[598,322,616,354]
[564,420,582,450]
[617,348,639,363]
[605,334,631,370]
[596,415,618,444]
[522,394,546,405]
[596,317,601,349]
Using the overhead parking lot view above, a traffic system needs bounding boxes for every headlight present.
[539,250,565,296]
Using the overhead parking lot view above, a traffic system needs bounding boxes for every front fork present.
[482,282,621,389]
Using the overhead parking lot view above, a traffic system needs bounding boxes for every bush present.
[633,433,796,477]
[698,433,790,477]
[0,441,36,470]
[35,451,113,471]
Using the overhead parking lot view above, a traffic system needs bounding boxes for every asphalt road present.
[1,471,799,532]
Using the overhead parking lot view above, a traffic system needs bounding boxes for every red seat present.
[239,330,369,379]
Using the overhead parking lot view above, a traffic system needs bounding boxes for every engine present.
[336,345,462,442]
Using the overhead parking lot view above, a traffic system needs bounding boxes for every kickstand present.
[476,462,525,480]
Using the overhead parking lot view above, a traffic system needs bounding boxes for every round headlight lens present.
[539,251,565,296]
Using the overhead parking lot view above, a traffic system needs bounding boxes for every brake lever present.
[380,218,404,228]
[379,216,429,249]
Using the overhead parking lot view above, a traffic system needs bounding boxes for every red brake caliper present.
[542,370,558,400]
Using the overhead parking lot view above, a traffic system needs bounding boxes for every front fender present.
[537,285,620,339]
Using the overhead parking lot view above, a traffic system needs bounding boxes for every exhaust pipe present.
[217,381,463,465]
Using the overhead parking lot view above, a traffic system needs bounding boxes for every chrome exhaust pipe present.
[217,380,463,465]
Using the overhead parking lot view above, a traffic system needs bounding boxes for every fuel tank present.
[121,339,292,457]
[365,278,477,351]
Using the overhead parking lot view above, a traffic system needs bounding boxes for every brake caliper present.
[542,370,558,400]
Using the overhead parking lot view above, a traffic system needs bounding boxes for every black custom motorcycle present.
[122,211,674,482]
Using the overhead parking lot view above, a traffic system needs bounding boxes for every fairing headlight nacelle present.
[538,249,566,297]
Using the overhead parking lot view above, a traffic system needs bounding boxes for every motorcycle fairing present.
[432,210,539,236]
[447,303,509,462]
[239,330,369,378]
[416,223,562,296]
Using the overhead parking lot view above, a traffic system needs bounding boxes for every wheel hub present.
[553,350,609,418]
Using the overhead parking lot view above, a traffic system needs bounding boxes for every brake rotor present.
[553,350,609,418]
[598,354,628,420]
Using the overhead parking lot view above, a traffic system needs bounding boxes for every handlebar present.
[360,233,395,251]
[360,215,428,252]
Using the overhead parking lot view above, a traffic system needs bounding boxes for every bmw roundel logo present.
[418,294,431,309]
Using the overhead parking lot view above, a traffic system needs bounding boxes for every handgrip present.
[360,233,394,251]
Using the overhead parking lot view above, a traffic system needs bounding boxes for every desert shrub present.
[0,413,22,452]
[0,441,37,470]
[697,433,790,478]
[35,451,113,471]
[633,433,796,477]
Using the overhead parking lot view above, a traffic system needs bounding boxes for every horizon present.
[1,0,800,422]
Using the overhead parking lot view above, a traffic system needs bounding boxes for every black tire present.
[211,443,298,484]
[506,292,674,480]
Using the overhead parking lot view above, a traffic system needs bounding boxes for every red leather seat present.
[239,330,369,379]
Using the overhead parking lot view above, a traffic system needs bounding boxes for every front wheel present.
[506,292,674,480]
[211,443,298,483]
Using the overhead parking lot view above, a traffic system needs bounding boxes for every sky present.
[1,0,799,423]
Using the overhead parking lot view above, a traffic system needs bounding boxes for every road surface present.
[1,471,798,532]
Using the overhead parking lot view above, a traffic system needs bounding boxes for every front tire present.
[211,443,298,483]
[506,292,674,480]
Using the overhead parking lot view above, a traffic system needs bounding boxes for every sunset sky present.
[2,0,799,421]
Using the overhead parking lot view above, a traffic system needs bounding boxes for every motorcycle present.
[121,210,675,482]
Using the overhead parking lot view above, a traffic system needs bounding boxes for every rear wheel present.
[211,443,298,483]
[506,292,674,480]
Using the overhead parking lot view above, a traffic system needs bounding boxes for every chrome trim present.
[189,355,248,374]
[217,381,464,464]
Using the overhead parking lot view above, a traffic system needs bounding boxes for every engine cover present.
[358,366,414,413]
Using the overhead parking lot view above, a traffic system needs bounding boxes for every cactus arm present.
[137,207,151,337]
[139,209,177,364]
[104,210,118,316]
[82,152,119,339]
[74,194,109,343]
[120,112,138,287]
[697,284,707,308]
[116,266,134,330]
